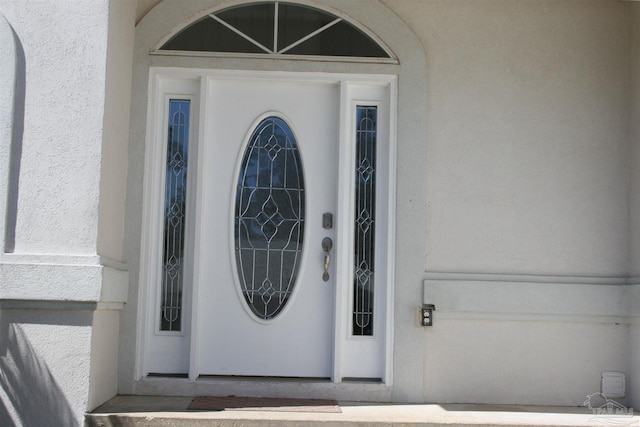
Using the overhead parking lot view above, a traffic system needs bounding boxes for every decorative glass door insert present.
[235,116,305,320]
[353,106,377,336]
[161,99,190,332]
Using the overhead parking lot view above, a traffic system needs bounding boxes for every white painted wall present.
[0,0,108,255]
[0,0,133,424]
[0,308,93,426]
[384,0,630,277]
[423,278,630,405]
[97,0,135,262]
[384,0,635,406]
[629,2,640,410]
[88,310,121,411]
[0,11,18,253]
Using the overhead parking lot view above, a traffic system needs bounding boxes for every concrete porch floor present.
[86,395,640,427]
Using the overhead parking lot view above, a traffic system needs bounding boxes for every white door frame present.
[138,67,397,387]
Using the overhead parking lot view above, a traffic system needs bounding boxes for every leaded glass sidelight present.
[235,116,305,320]
[160,99,190,332]
[353,106,377,336]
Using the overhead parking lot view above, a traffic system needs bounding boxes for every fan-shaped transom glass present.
[158,1,393,60]
[234,116,305,320]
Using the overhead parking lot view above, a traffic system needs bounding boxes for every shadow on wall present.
[0,320,76,426]
[0,12,25,253]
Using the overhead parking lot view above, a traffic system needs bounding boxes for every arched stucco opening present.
[123,0,427,402]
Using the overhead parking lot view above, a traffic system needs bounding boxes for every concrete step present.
[85,396,639,427]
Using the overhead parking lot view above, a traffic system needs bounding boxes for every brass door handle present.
[322,237,333,282]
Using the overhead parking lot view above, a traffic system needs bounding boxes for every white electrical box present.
[601,371,626,398]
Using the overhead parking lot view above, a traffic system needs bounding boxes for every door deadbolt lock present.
[323,212,333,229]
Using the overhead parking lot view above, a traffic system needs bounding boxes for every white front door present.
[143,71,393,384]
[196,77,339,377]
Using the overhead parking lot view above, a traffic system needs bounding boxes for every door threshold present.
[147,373,189,379]
[197,375,331,383]
[341,377,383,384]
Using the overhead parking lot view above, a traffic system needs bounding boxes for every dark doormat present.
[188,396,342,413]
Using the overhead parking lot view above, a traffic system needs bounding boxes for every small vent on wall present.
[601,371,626,398]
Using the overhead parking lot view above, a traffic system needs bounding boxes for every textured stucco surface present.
[88,310,121,411]
[0,309,93,426]
[384,0,635,405]
[384,0,630,277]
[0,0,132,424]
[423,320,628,406]
[630,4,640,277]
[423,279,633,405]
[97,0,135,262]
[0,0,108,255]
[0,13,14,251]
[629,3,640,410]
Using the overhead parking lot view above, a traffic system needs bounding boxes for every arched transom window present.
[155,1,395,61]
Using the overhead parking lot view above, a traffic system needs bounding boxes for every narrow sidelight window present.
[160,99,190,331]
[353,106,377,336]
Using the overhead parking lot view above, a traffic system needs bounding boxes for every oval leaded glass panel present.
[235,116,305,320]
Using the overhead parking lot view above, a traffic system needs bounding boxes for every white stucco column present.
[0,0,134,425]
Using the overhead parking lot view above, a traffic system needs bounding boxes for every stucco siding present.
[0,1,130,424]
[385,0,635,406]
[630,0,640,279]
[97,0,135,262]
[0,0,108,255]
[628,1,640,410]
[384,0,630,276]
[0,308,93,426]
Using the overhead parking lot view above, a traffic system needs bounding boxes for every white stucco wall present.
[423,279,630,405]
[0,1,133,424]
[385,0,630,277]
[629,1,640,410]
[630,2,640,279]
[97,0,135,262]
[88,309,121,411]
[0,308,93,426]
[0,11,17,253]
[0,0,109,255]
[384,0,634,405]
